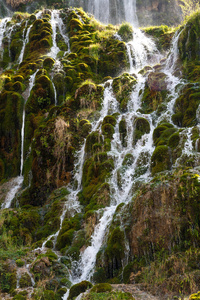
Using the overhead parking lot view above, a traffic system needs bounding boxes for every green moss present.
[43,57,55,70]
[16,259,25,267]
[90,283,112,293]
[172,84,200,127]
[19,272,32,288]
[118,22,133,42]
[82,290,134,299]
[168,132,180,148]
[68,281,92,300]
[105,227,125,271]
[151,145,171,175]
[133,117,150,145]
[56,213,82,252]
[119,118,127,147]
[112,73,137,112]
[102,123,115,139]
[144,25,174,51]
[140,72,167,114]
[85,131,103,158]
[102,115,116,127]
[122,154,134,167]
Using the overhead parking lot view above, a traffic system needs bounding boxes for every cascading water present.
[1,70,38,209]
[18,11,42,65]
[126,29,161,72]
[1,5,198,299]
[49,10,61,59]
[61,31,165,300]
[49,10,70,105]
[0,17,11,57]
[18,20,31,65]
[20,70,38,176]
[86,0,138,25]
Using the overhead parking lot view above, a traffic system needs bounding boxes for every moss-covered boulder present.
[133,117,150,145]
[141,71,168,113]
[151,145,171,175]
[112,73,137,112]
[68,281,92,300]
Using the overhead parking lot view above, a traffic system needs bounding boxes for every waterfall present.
[1,70,38,209]
[18,12,42,65]
[126,29,160,71]
[61,33,162,295]
[49,10,60,59]
[18,21,29,64]
[0,17,11,59]
[124,0,138,26]
[87,0,138,25]
[20,70,38,176]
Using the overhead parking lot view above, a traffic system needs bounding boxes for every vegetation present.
[1,4,200,300]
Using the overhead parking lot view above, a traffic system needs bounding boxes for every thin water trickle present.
[1,70,38,209]
[49,10,61,59]
[20,70,38,176]
[0,17,11,58]
[18,22,33,65]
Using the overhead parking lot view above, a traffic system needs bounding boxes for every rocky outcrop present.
[137,0,183,26]
[3,0,184,27]
[5,0,32,8]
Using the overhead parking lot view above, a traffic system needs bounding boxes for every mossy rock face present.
[85,131,103,158]
[68,281,92,300]
[0,91,24,178]
[0,261,17,293]
[28,117,78,205]
[19,272,32,288]
[90,283,112,293]
[102,115,116,127]
[56,213,82,252]
[112,73,137,112]
[172,83,200,127]
[178,14,200,66]
[168,132,180,148]
[75,82,104,111]
[81,155,114,210]
[122,153,134,167]
[133,117,150,145]
[141,72,168,114]
[102,123,115,139]
[104,227,125,277]
[118,22,133,42]
[81,290,134,299]
[151,145,171,175]
[144,25,173,51]
[34,188,68,240]
[119,118,127,147]
[43,57,55,70]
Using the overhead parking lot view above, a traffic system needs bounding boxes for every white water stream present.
[86,0,138,25]
[0,17,11,59]
[61,18,188,299]
[1,70,38,209]
[0,6,195,299]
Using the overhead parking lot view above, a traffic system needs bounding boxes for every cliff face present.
[3,0,184,26]
[137,0,183,26]
[5,0,32,8]
[0,4,200,300]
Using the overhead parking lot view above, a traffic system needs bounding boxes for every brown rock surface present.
[6,0,32,8]
[111,284,159,300]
